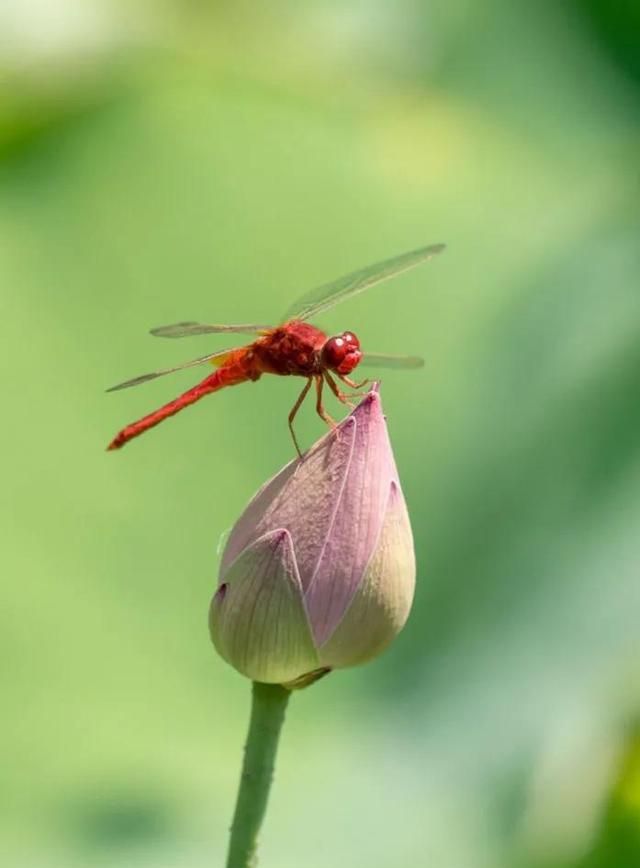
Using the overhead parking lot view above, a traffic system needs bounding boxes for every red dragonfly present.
[107,242,445,454]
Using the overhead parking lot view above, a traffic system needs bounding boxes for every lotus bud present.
[209,385,416,686]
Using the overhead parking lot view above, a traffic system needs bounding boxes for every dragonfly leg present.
[288,377,313,457]
[324,371,356,408]
[339,373,370,390]
[315,375,336,427]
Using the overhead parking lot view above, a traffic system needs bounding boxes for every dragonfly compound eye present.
[322,332,362,375]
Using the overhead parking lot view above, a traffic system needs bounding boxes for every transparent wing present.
[359,353,425,369]
[283,242,445,322]
[106,348,233,392]
[150,321,271,338]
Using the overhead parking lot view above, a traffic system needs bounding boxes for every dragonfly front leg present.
[315,375,336,428]
[289,377,313,457]
[325,371,370,404]
[324,371,356,408]
[338,373,370,391]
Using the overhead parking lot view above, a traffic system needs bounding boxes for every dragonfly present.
[107,242,445,454]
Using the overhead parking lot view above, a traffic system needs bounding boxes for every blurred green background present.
[2,2,639,866]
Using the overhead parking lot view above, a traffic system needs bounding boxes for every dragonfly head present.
[322,332,362,375]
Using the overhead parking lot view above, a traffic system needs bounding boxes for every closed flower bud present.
[209,385,416,686]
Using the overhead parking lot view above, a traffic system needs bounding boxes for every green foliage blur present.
[1,2,639,866]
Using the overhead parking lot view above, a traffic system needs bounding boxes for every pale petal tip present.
[213,582,228,605]
[349,385,384,423]
[355,384,381,408]
[268,528,290,548]
[254,527,294,555]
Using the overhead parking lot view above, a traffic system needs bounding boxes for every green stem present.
[226,682,291,868]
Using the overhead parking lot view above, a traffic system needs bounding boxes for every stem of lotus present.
[225,682,291,868]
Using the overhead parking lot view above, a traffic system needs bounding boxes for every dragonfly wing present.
[106,348,234,392]
[283,242,445,322]
[150,321,272,338]
[359,352,425,370]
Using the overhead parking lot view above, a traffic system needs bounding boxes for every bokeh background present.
[2,2,640,866]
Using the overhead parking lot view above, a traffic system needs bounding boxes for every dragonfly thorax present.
[321,332,362,375]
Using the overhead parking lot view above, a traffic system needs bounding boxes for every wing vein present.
[106,348,234,392]
[283,242,445,322]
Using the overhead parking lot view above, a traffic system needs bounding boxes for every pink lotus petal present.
[219,386,402,647]
[221,418,356,592]
[304,392,397,644]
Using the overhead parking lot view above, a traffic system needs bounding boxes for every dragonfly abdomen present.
[107,360,253,451]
